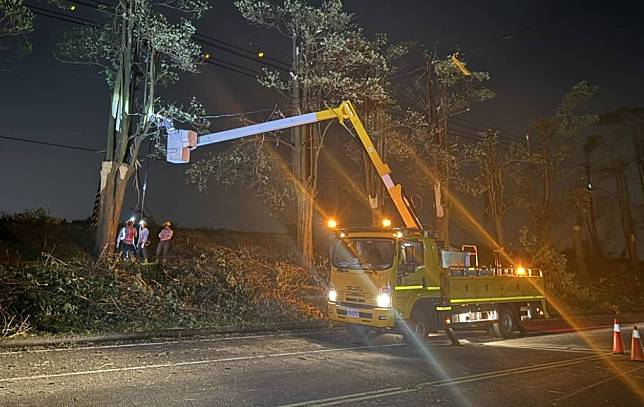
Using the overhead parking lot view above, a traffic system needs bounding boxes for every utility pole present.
[583,155,601,255]
[572,185,589,278]
[425,58,450,247]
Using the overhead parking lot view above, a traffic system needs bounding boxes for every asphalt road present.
[1,324,643,406]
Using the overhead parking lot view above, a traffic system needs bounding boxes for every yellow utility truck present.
[166,100,548,342]
[327,226,547,341]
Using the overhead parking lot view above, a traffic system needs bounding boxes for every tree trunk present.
[94,161,131,256]
[493,213,505,250]
[572,224,588,278]
[290,33,315,268]
[300,191,315,269]
[632,128,644,200]
[94,0,136,257]
[614,166,638,261]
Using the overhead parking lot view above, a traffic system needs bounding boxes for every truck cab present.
[327,227,548,341]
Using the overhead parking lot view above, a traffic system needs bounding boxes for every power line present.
[449,116,643,186]
[27,5,265,79]
[28,4,98,27]
[0,135,100,153]
[202,59,257,78]
[195,33,290,71]
[460,1,586,56]
[74,0,291,67]
[203,56,261,77]
[27,3,283,80]
[33,1,290,72]
[67,0,110,11]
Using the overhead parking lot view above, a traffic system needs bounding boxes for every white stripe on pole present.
[197,113,319,147]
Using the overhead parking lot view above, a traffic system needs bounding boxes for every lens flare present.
[401,144,644,402]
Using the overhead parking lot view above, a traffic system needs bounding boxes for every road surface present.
[1,323,643,406]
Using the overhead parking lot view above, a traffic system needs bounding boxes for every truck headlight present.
[328,290,337,302]
[376,292,391,308]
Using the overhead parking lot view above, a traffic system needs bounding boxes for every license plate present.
[346,309,360,318]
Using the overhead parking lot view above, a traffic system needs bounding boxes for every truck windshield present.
[332,238,395,270]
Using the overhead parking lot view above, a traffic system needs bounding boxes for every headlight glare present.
[376,292,391,308]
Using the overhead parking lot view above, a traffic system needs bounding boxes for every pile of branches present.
[0,245,326,335]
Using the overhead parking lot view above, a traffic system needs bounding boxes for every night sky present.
[1,0,643,251]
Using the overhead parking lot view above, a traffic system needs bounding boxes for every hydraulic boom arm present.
[166,101,422,229]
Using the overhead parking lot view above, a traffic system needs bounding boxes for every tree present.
[522,82,597,258]
[190,0,393,268]
[586,132,639,261]
[340,43,405,226]
[56,0,210,256]
[596,108,644,261]
[0,0,34,52]
[610,159,638,260]
[599,107,644,201]
[391,50,493,245]
[580,134,602,255]
[458,131,527,259]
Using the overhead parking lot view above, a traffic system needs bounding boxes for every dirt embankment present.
[0,212,327,338]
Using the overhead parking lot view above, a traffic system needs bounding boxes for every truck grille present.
[337,309,373,319]
[338,301,375,309]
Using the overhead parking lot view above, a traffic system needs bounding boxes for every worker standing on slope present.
[156,221,174,261]
[137,220,150,263]
[116,220,137,259]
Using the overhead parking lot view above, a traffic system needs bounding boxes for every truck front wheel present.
[402,306,436,344]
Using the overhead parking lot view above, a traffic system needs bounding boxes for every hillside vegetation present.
[0,210,641,338]
[0,210,326,338]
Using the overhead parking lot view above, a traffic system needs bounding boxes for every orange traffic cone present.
[613,319,625,354]
[630,326,643,362]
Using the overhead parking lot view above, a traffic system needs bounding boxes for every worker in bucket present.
[116,219,137,259]
[137,219,150,263]
[156,221,174,261]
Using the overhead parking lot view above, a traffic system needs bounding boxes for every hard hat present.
[163,221,172,227]
[139,219,147,226]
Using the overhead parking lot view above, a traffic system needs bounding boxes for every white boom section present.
[166,113,320,164]
[166,101,422,229]
[197,113,318,147]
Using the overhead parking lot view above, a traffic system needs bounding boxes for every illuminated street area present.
[1,324,642,406]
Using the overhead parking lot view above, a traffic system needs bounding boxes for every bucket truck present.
[166,100,548,342]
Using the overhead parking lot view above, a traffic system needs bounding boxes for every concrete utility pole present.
[583,158,601,254]
[572,186,589,278]
[425,59,450,247]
